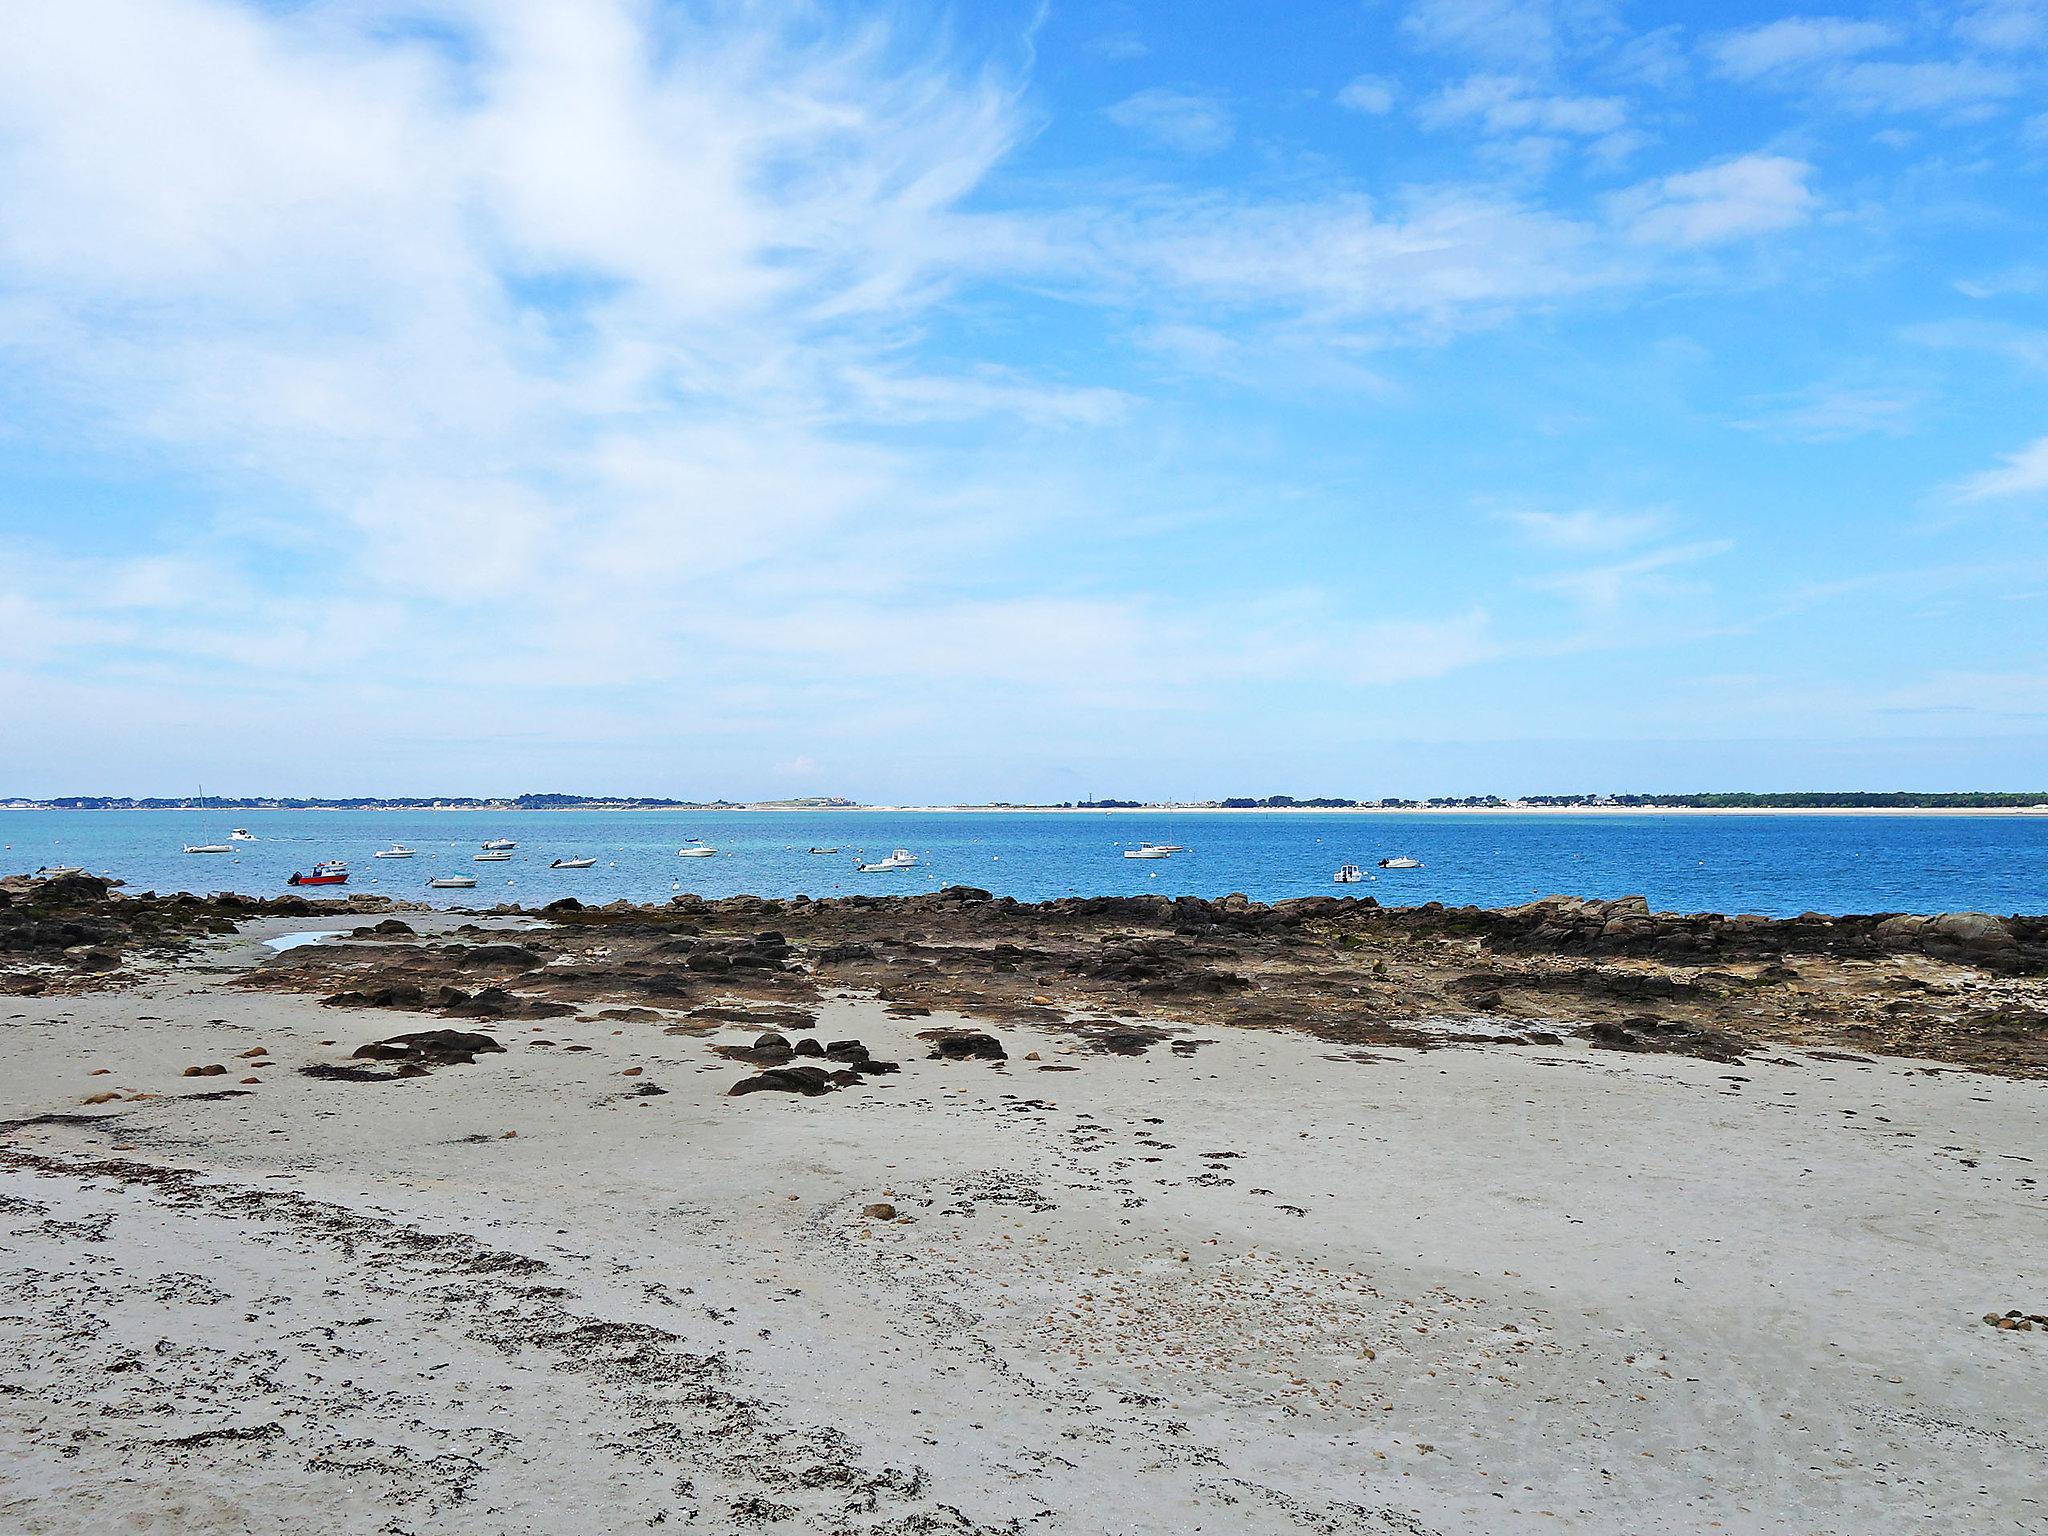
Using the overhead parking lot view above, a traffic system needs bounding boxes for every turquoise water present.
[5,808,2045,916]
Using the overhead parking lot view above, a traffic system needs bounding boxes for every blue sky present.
[2,0,2046,801]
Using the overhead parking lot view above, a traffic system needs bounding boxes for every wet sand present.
[2,913,2042,1534]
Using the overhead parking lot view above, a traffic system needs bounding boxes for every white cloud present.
[1419,74,1627,136]
[1336,75,1397,114]
[1400,0,1623,70]
[1611,154,1817,246]
[1103,88,1235,154]
[1527,541,1732,613]
[1080,190,1615,323]
[1737,386,1919,442]
[1954,0,2048,52]
[1501,507,1668,551]
[1708,17,1900,80]
[1820,58,2023,112]
[1951,436,2048,501]
[1710,18,2024,114]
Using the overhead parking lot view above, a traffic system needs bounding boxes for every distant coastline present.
[6,795,2048,817]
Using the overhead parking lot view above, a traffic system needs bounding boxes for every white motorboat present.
[1334,864,1364,883]
[482,838,516,851]
[676,845,716,858]
[808,846,839,854]
[1122,846,1172,860]
[856,848,918,872]
[429,874,477,889]
[551,856,596,869]
[229,828,256,841]
[372,845,416,858]
[1140,841,1185,853]
[183,843,233,854]
[475,851,513,862]
[1378,856,1422,869]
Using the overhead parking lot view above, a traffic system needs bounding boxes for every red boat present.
[287,861,348,887]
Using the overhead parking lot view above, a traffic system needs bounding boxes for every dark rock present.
[456,943,541,969]
[352,1029,505,1066]
[918,1027,1007,1061]
[728,1065,838,1097]
[1585,1016,1752,1063]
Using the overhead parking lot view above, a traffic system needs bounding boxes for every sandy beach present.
[2,885,2043,1535]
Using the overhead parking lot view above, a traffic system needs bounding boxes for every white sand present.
[2,919,2042,1533]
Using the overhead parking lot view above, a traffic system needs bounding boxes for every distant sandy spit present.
[863,803,2048,816]
[9,803,2048,816]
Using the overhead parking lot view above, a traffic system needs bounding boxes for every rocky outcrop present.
[1584,1016,1754,1063]
[918,1027,1007,1062]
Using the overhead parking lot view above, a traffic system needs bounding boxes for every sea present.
[5,808,2045,917]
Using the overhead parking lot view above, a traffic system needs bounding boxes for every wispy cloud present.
[1335,75,1397,114]
[1400,0,1625,71]
[1951,436,2048,501]
[1418,74,1626,136]
[1708,17,1900,80]
[1954,0,2048,52]
[1737,385,1919,442]
[1500,507,1668,551]
[1526,540,1732,614]
[1103,88,1235,154]
[1709,16,2026,114]
[1610,154,1817,246]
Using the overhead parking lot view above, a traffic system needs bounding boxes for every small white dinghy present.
[1334,864,1364,883]
[482,838,516,851]
[1378,856,1423,870]
[35,866,85,878]
[229,829,256,842]
[373,845,416,858]
[551,857,596,869]
[183,844,233,854]
[429,874,477,889]
[475,851,513,862]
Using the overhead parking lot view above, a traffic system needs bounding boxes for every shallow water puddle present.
[263,930,345,952]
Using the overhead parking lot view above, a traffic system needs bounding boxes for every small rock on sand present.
[863,1203,898,1220]
[182,1064,227,1078]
